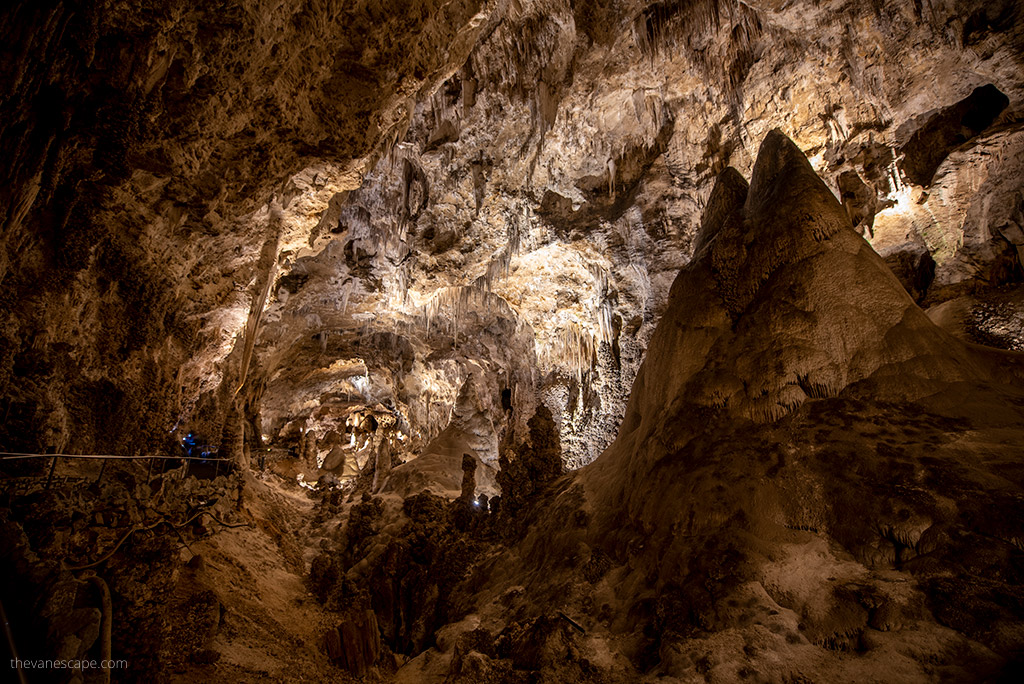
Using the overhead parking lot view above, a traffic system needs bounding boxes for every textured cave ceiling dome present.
[5,0,1021,465]
[241,0,1024,476]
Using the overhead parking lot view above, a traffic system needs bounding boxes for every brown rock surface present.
[3,0,1024,681]
[4,0,1022,470]
[458,130,1024,681]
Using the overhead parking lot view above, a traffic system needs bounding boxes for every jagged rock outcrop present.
[452,131,1024,682]
[899,84,1010,188]
[310,489,485,660]
[323,608,382,675]
[494,404,564,530]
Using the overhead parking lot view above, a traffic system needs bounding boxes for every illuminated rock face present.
[461,130,1024,682]
[243,0,1024,472]
[1,3,1023,468]
[0,0,493,457]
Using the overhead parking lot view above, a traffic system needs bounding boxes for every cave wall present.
[249,0,1024,468]
[0,0,492,455]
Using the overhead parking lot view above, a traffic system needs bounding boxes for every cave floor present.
[169,474,337,682]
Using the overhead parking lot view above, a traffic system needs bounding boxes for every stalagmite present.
[371,436,391,492]
[459,453,477,503]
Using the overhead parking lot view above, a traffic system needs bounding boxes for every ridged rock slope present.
[454,130,1024,682]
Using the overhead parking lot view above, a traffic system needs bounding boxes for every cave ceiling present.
[1,0,1022,469]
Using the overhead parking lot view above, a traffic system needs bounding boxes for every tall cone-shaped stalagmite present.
[495,130,1024,681]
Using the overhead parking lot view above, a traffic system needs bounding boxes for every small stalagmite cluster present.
[1,0,1023,682]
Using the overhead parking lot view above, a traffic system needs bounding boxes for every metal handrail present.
[0,450,235,489]
[0,452,228,462]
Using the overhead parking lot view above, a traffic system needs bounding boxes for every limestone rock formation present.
[4,0,1022,473]
[466,130,1024,681]
[2,0,1024,681]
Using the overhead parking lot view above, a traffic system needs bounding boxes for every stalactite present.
[634,0,728,59]
[475,250,511,292]
[469,11,565,145]
[421,285,525,334]
[340,278,354,315]
[474,209,525,293]
[630,89,669,152]
[543,322,597,381]
[395,265,409,308]
[429,87,458,132]
[633,0,764,115]
[589,263,616,346]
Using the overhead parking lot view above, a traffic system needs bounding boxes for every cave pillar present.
[372,437,392,492]
[302,424,319,469]
[460,453,476,502]
[218,398,248,470]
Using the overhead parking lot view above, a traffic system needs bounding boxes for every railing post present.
[45,446,57,489]
[0,595,28,684]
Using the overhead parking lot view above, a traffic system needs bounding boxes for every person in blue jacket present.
[182,432,198,458]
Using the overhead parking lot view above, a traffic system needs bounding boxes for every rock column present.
[460,453,476,503]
